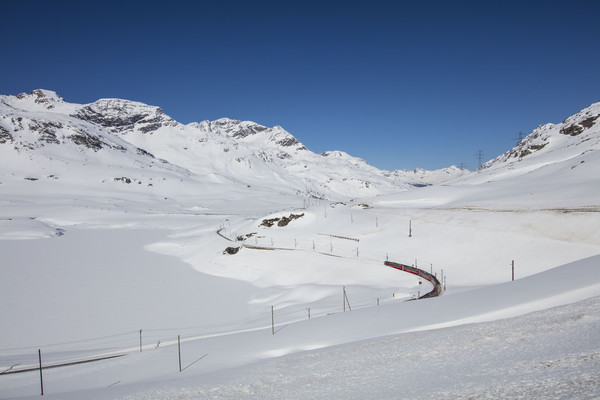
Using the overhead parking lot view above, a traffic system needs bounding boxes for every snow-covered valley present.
[1,91,599,399]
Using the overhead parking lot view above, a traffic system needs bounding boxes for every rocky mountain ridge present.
[481,101,600,172]
[0,90,467,205]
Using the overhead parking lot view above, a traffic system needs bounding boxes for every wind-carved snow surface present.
[0,92,599,399]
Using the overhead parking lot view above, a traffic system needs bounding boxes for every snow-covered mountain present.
[453,101,600,208]
[366,101,600,210]
[481,101,600,174]
[0,90,466,209]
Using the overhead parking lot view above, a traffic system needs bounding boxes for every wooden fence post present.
[178,335,182,372]
[512,260,515,281]
[343,286,351,311]
[39,349,44,396]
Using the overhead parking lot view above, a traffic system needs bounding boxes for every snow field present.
[2,251,599,399]
[2,187,600,398]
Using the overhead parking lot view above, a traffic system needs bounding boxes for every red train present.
[384,261,443,299]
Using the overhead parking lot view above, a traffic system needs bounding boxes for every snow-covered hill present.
[457,101,600,208]
[0,90,466,209]
[369,101,600,209]
[482,101,600,172]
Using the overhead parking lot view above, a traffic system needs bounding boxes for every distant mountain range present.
[2,90,598,211]
[0,90,467,206]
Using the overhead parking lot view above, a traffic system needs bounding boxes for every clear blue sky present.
[2,0,599,171]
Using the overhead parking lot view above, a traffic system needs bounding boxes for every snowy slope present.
[456,100,600,207]
[482,101,600,173]
[369,101,600,210]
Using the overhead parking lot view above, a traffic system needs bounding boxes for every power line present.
[476,149,484,168]
[513,130,525,144]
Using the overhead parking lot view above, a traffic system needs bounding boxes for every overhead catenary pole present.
[409,220,412,237]
[271,306,275,335]
[139,329,142,352]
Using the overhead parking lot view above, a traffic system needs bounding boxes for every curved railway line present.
[384,261,443,299]
[219,228,444,299]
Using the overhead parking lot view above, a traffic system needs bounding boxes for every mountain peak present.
[73,98,176,134]
[18,89,64,103]
[203,118,306,149]
[11,89,65,111]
